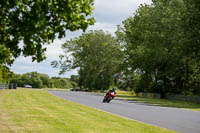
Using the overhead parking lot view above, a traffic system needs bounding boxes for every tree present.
[32,78,43,88]
[52,30,124,90]
[0,45,13,65]
[180,0,200,94]
[39,73,50,88]
[9,71,73,88]
[10,74,23,86]
[0,0,95,64]
[70,75,80,88]
[0,65,14,83]
[116,0,193,97]
[51,77,72,89]
[70,75,79,84]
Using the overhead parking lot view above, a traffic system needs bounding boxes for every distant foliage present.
[9,72,72,89]
[0,65,14,83]
[51,77,72,89]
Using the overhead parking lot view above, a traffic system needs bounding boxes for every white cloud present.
[87,22,117,34]
[10,57,77,77]
[45,39,65,60]
[93,0,152,24]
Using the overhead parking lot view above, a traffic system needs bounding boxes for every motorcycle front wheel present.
[103,97,107,102]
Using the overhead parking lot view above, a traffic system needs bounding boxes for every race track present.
[48,90,200,133]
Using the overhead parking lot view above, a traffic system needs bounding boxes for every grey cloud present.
[93,0,152,24]
[10,58,77,77]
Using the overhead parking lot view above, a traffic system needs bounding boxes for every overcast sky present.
[10,0,152,78]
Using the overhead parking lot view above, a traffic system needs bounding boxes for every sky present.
[10,0,152,78]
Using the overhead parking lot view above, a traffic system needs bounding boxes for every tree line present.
[0,71,73,89]
[53,0,200,97]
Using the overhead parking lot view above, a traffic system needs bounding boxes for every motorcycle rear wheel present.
[103,97,107,102]
[107,99,111,103]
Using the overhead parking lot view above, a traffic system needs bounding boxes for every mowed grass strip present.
[0,89,177,133]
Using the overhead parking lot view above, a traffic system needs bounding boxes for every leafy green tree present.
[70,75,80,88]
[180,0,200,95]
[70,75,79,84]
[32,79,43,88]
[9,72,72,89]
[52,30,124,90]
[182,0,200,57]
[0,45,13,65]
[116,0,192,97]
[0,68,2,83]
[20,73,31,86]
[39,73,50,88]
[0,65,14,83]
[0,0,95,64]
[51,77,72,89]
[10,74,23,86]
[18,72,42,88]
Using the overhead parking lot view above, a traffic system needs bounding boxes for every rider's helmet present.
[112,88,115,91]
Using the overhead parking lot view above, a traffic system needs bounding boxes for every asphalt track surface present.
[48,90,200,133]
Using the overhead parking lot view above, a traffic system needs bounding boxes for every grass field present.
[92,90,200,112]
[0,89,177,133]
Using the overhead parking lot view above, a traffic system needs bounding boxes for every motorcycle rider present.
[103,88,116,103]
[106,88,116,96]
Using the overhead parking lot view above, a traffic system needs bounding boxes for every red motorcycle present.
[103,92,116,103]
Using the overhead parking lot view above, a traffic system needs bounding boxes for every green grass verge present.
[0,89,176,133]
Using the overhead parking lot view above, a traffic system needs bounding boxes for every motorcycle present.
[103,92,116,103]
